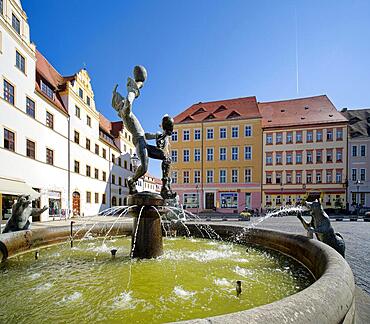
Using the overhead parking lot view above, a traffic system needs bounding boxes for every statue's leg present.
[128,139,148,194]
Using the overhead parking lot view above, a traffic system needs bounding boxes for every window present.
[316,130,323,142]
[74,161,80,173]
[326,170,332,183]
[12,14,20,34]
[111,174,116,184]
[326,149,333,163]
[46,148,53,165]
[41,80,53,99]
[316,150,322,163]
[183,149,190,162]
[124,160,128,169]
[86,191,91,203]
[266,195,272,205]
[194,148,201,161]
[316,171,322,183]
[286,172,292,184]
[306,131,313,142]
[327,129,333,141]
[87,96,91,106]
[296,171,302,184]
[296,131,302,143]
[231,147,238,160]
[220,193,238,208]
[336,170,342,183]
[95,193,99,203]
[352,145,357,157]
[336,128,343,140]
[351,169,357,181]
[171,171,177,184]
[276,152,282,165]
[94,168,99,179]
[4,80,15,105]
[183,130,190,141]
[306,172,312,184]
[276,172,282,184]
[26,97,35,118]
[244,146,252,160]
[231,169,238,183]
[307,151,313,163]
[79,88,83,99]
[245,125,252,137]
[286,152,292,164]
[183,171,190,184]
[75,105,81,118]
[336,149,342,162]
[86,165,91,177]
[119,177,122,186]
[206,170,213,183]
[87,115,91,127]
[183,193,199,209]
[360,145,366,157]
[266,173,272,184]
[171,131,178,141]
[286,132,293,144]
[276,195,281,205]
[171,150,178,162]
[219,147,226,161]
[111,154,115,163]
[86,138,91,150]
[360,169,366,181]
[46,112,54,129]
[26,139,35,159]
[95,144,99,155]
[4,129,15,151]
[220,169,226,183]
[194,129,201,140]
[266,133,273,144]
[102,194,106,204]
[16,51,25,73]
[266,153,272,165]
[0,0,3,15]
[194,170,201,183]
[276,133,282,144]
[351,192,357,206]
[74,130,80,144]
[102,148,107,159]
[206,128,214,139]
[231,127,239,138]
[207,148,214,161]
[220,127,227,139]
[296,151,302,164]
[245,169,252,183]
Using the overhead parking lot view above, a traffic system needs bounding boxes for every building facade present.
[0,0,135,220]
[171,97,262,213]
[341,109,370,211]
[259,96,348,210]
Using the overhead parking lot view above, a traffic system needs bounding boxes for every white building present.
[0,0,135,221]
[137,172,161,194]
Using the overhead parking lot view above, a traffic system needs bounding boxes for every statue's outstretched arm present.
[31,206,48,217]
[145,132,161,140]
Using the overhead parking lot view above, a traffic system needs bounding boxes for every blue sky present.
[23,0,370,175]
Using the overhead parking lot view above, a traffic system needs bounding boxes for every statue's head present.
[162,114,174,135]
[305,199,323,212]
[15,195,32,208]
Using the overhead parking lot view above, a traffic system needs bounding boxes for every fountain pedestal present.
[127,191,164,258]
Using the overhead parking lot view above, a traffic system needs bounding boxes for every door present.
[72,192,80,216]
[205,192,215,210]
[245,193,251,210]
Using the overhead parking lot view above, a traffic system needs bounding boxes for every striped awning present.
[0,177,40,199]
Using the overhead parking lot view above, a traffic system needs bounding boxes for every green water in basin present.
[0,237,313,323]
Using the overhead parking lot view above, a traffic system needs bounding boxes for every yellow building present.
[171,97,262,213]
[258,95,348,210]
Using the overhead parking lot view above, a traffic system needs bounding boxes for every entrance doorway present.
[245,193,251,209]
[72,191,80,216]
[205,192,215,210]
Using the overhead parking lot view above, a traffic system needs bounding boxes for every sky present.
[22,0,370,176]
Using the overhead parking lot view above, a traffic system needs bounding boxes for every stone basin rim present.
[0,222,355,324]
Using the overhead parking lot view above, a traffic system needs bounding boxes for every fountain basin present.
[0,222,355,324]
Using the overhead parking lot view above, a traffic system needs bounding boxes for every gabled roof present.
[258,95,347,128]
[174,96,261,124]
[341,109,370,138]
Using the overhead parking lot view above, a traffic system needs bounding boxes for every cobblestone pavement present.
[224,216,370,295]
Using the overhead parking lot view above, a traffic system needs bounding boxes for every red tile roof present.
[99,113,113,134]
[35,50,75,115]
[174,96,261,124]
[111,121,124,137]
[258,95,348,128]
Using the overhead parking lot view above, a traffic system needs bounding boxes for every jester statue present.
[112,65,177,200]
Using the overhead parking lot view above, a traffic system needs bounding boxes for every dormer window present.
[41,80,54,99]
[79,88,83,99]
[12,14,20,34]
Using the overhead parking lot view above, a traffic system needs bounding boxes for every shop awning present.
[0,177,40,199]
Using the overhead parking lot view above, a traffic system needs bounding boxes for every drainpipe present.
[201,122,204,211]
[109,147,112,208]
[67,116,71,217]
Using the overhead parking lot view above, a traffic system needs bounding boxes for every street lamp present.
[131,153,140,173]
[195,184,199,214]
[354,180,362,216]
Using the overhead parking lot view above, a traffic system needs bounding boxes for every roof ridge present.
[191,96,257,106]
[260,94,327,105]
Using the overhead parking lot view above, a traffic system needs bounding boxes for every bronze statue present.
[112,66,177,200]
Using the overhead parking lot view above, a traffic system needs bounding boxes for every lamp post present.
[196,184,199,215]
[131,153,140,173]
[355,180,362,216]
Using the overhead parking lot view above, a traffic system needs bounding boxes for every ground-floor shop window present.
[220,193,238,208]
[183,193,199,209]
